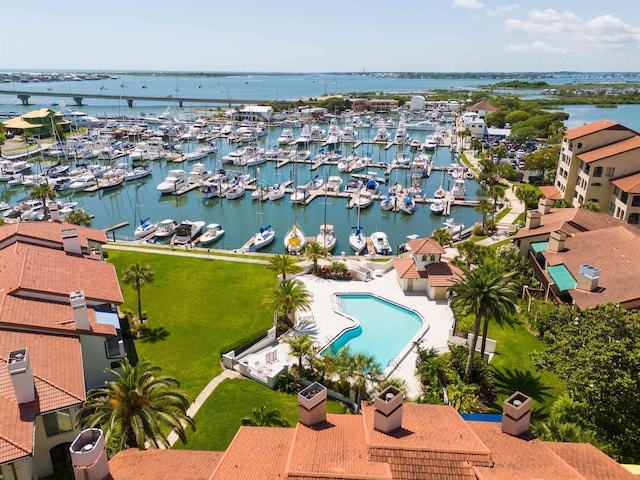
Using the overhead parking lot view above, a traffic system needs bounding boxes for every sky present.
[1,0,639,72]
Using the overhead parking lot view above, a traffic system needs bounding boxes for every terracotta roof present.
[406,237,446,255]
[0,243,123,304]
[362,403,491,479]
[110,449,224,480]
[211,426,295,480]
[577,135,640,163]
[424,262,464,287]
[0,221,107,248]
[287,415,392,480]
[547,442,638,480]
[0,331,84,464]
[611,171,640,194]
[564,120,636,141]
[392,258,426,280]
[543,226,640,309]
[538,185,564,200]
[466,99,498,112]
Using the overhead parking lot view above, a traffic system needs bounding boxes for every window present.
[621,193,628,204]
[421,255,427,262]
[632,196,640,207]
[43,409,73,437]
[577,142,582,148]
[629,213,640,225]
[579,195,584,203]
[593,166,603,177]
[592,182,602,187]
[605,167,615,177]
[585,164,591,174]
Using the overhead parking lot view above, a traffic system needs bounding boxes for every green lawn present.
[173,378,346,451]
[106,249,275,397]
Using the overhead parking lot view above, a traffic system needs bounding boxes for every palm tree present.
[241,404,290,427]
[454,241,489,270]
[515,186,540,214]
[267,253,303,281]
[475,198,493,229]
[65,208,92,226]
[77,359,194,451]
[123,262,154,320]
[264,278,311,328]
[337,348,383,411]
[30,182,56,220]
[487,184,507,214]
[448,259,518,382]
[431,228,453,247]
[304,240,329,274]
[283,333,315,370]
[580,200,601,212]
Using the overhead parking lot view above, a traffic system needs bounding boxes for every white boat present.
[124,166,152,181]
[316,224,336,252]
[434,184,446,199]
[324,118,342,145]
[296,124,312,144]
[354,191,373,209]
[188,163,212,183]
[222,147,247,165]
[268,183,286,201]
[464,169,475,179]
[199,223,225,245]
[370,231,392,256]
[134,217,159,239]
[430,198,445,216]
[156,169,188,194]
[399,193,416,215]
[405,120,436,131]
[443,217,464,238]
[290,185,310,203]
[349,226,366,253]
[284,224,306,254]
[253,224,276,250]
[325,176,343,192]
[451,178,466,199]
[171,220,205,246]
[225,183,246,200]
[183,149,208,162]
[68,174,97,191]
[341,125,357,143]
[154,219,178,239]
[380,193,395,211]
[200,182,227,199]
[278,128,295,145]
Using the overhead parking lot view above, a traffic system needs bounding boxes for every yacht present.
[316,224,336,252]
[157,169,188,194]
[199,223,225,245]
[253,224,276,250]
[68,174,97,191]
[443,217,464,238]
[354,191,373,209]
[451,178,466,200]
[324,118,342,145]
[341,125,357,143]
[296,124,312,144]
[278,128,295,145]
[325,176,343,192]
[370,231,392,256]
[134,218,159,239]
[290,185,310,204]
[430,198,445,215]
[188,163,212,183]
[153,219,178,239]
[284,224,306,255]
[171,220,205,246]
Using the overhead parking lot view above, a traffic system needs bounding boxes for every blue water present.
[328,294,424,368]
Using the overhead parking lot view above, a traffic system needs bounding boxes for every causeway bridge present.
[0,89,286,108]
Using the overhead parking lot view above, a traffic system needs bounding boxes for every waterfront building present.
[1,108,70,137]
[349,97,399,112]
[514,198,640,310]
[0,221,124,479]
[233,105,273,122]
[465,98,498,119]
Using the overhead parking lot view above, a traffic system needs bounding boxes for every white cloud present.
[485,4,519,17]
[504,9,640,56]
[452,0,483,9]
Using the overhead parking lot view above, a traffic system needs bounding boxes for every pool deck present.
[292,263,455,398]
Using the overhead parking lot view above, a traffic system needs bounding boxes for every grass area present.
[107,249,275,397]
[173,378,346,451]
[512,212,525,226]
[109,244,267,261]
[486,315,565,418]
[494,208,511,222]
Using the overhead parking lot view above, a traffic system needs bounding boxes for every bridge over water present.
[0,89,287,107]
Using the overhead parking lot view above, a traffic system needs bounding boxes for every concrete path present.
[165,368,244,448]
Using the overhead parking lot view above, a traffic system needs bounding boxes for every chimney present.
[502,391,532,437]
[61,228,82,255]
[524,210,541,230]
[373,386,403,434]
[7,348,35,404]
[70,290,90,330]
[298,382,327,427]
[538,197,553,215]
[49,201,60,222]
[576,264,601,292]
[70,428,111,480]
[547,231,567,253]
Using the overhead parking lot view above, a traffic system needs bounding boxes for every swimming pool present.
[327,293,425,369]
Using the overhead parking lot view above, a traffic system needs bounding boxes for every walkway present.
[104,243,271,264]
[165,369,244,448]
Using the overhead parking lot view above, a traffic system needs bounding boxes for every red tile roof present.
[110,449,224,480]
[467,99,498,112]
[406,237,446,255]
[577,135,640,163]
[0,221,107,247]
[547,442,638,480]
[564,120,635,140]
[392,258,426,279]
[0,331,84,464]
[538,185,563,200]
[611,171,640,194]
[424,262,464,287]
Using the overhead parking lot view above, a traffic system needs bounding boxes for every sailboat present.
[316,178,336,251]
[349,193,366,253]
[253,167,276,250]
[284,161,306,254]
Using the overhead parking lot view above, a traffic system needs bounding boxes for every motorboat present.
[225,183,246,200]
[354,191,373,209]
[253,224,276,250]
[222,147,247,165]
[430,198,445,215]
[171,220,205,246]
[296,124,312,144]
[316,224,336,252]
[451,178,466,200]
[443,217,464,238]
[68,174,97,191]
[349,226,366,253]
[156,169,188,194]
[153,219,178,239]
[278,128,295,145]
[290,185,310,203]
[134,217,159,239]
[324,118,342,145]
[325,176,343,192]
[284,224,306,255]
[341,125,357,143]
[464,169,475,179]
[200,182,227,199]
[199,223,225,245]
[124,166,152,181]
[370,231,392,256]
[268,183,286,201]
[251,183,269,201]
[405,120,436,131]
[188,163,212,183]
[344,178,362,193]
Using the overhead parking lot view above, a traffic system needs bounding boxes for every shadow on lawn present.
[138,326,171,344]
[491,367,554,404]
